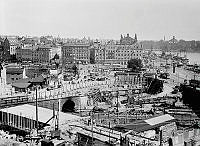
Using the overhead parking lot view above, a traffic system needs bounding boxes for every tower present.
[22,67,28,79]
[134,34,137,42]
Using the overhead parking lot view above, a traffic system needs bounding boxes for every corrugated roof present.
[0,104,82,125]
[115,114,176,132]
[144,114,175,126]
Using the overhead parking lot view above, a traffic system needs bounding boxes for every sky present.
[0,0,200,40]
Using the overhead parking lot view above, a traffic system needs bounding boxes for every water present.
[186,52,200,65]
[154,51,200,65]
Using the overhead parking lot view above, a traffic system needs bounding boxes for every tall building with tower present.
[92,34,143,66]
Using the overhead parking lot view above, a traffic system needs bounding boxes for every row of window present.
[105,50,142,53]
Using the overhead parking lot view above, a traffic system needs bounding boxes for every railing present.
[0,80,113,108]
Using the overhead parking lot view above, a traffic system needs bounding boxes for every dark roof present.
[6,68,23,74]
[15,78,32,83]
[31,75,45,83]
[14,75,46,84]
[114,114,176,132]
[12,82,31,88]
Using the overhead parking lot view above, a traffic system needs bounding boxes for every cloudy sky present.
[0,0,200,40]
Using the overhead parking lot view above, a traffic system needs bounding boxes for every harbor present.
[0,48,200,145]
[1,0,200,144]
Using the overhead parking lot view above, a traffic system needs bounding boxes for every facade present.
[0,37,4,61]
[6,66,24,84]
[16,45,61,63]
[33,46,60,63]
[62,41,91,66]
[92,34,143,66]
[120,33,137,45]
[10,44,18,55]
[91,42,106,64]
[16,46,34,61]
[8,37,21,55]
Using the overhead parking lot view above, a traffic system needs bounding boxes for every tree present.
[127,58,143,72]
[72,64,78,76]
[146,78,163,94]
[53,53,59,60]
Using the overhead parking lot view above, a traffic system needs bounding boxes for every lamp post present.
[35,85,39,135]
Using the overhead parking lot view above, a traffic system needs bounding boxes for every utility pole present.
[35,86,39,135]
[159,130,163,146]
[116,90,119,124]
[108,110,111,144]
[57,97,61,131]
[91,111,94,146]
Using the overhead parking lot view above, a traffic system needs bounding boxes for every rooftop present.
[6,67,23,74]
[12,82,31,88]
[0,104,83,125]
[115,114,176,132]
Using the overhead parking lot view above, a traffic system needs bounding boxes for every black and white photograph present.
[0,0,200,145]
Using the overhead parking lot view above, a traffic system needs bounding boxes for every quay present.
[0,35,200,145]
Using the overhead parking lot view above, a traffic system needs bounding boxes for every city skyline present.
[1,0,200,40]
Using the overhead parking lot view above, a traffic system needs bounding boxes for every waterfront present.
[155,51,200,65]
[186,52,200,65]
[1,0,200,144]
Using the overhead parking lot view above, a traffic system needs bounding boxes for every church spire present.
[134,34,137,42]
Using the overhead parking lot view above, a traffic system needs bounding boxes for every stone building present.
[8,38,20,55]
[62,39,91,66]
[120,33,137,45]
[91,41,106,64]
[91,34,143,66]
[16,45,61,63]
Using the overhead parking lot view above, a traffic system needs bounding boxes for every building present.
[62,39,91,66]
[33,46,61,63]
[91,42,106,64]
[120,33,137,45]
[16,46,35,61]
[9,38,20,55]
[6,65,24,84]
[0,37,4,61]
[16,45,61,63]
[169,36,178,44]
[92,34,143,66]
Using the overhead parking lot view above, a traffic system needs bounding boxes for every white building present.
[92,34,143,67]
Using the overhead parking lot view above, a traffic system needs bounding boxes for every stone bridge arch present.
[34,96,90,113]
[60,96,89,113]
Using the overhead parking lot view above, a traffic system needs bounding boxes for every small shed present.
[12,82,31,92]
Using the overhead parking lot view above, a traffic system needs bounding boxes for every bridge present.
[0,79,115,112]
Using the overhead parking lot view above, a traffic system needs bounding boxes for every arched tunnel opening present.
[62,99,75,113]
